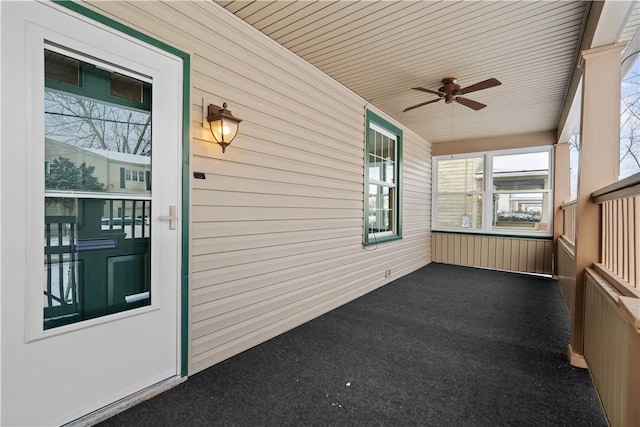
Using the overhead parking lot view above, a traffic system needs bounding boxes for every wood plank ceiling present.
[215,1,635,145]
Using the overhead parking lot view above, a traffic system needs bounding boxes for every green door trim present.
[53,0,191,377]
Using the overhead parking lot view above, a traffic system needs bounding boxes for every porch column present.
[570,42,625,365]
[553,142,570,277]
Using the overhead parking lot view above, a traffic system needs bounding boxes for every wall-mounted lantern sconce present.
[207,102,243,153]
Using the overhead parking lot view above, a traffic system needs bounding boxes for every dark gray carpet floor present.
[99,263,607,426]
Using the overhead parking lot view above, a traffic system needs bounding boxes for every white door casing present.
[1,2,183,425]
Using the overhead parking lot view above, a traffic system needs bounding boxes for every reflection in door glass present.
[43,48,152,329]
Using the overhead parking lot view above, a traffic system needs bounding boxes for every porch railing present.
[44,215,79,324]
[560,200,577,246]
[584,172,640,427]
[592,172,640,290]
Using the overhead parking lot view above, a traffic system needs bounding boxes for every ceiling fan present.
[403,77,501,112]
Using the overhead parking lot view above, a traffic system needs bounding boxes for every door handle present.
[159,205,177,230]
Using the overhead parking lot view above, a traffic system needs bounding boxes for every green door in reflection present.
[44,199,152,329]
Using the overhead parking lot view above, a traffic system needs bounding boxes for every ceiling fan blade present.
[412,87,444,96]
[455,97,486,111]
[403,98,442,112]
[458,78,501,95]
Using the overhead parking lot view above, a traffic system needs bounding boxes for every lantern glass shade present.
[209,119,239,144]
[207,103,242,152]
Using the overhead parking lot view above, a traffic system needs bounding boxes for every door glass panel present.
[43,49,152,329]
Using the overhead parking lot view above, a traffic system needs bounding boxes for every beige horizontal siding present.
[83,1,432,374]
[432,232,553,275]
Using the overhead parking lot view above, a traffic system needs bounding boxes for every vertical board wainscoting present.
[584,269,640,427]
[432,232,553,275]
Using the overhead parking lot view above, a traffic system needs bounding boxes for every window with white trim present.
[620,48,640,179]
[433,147,553,236]
[365,110,402,244]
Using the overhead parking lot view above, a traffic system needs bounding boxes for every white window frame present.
[433,146,553,237]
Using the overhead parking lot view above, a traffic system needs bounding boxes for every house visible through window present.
[433,147,552,236]
[365,110,402,245]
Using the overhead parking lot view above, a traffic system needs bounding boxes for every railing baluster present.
[123,200,128,237]
[611,201,616,273]
[132,200,137,238]
[560,200,577,246]
[45,222,53,308]
[622,198,628,282]
[605,201,608,270]
[57,223,64,306]
[631,197,636,285]
[615,200,620,276]
[108,200,114,230]
[69,221,77,305]
[632,197,636,287]
[635,196,640,288]
[611,200,620,274]
[603,202,609,268]
[570,209,575,242]
[142,200,147,238]
[605,201,609,269]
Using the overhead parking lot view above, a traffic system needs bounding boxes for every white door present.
[1,3,183,425]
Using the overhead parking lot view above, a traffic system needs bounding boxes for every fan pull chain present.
[450,103,455,139]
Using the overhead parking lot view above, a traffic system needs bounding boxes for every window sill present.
[364,233,402,246]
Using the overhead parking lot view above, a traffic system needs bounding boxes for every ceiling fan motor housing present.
[439,78,461,103]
